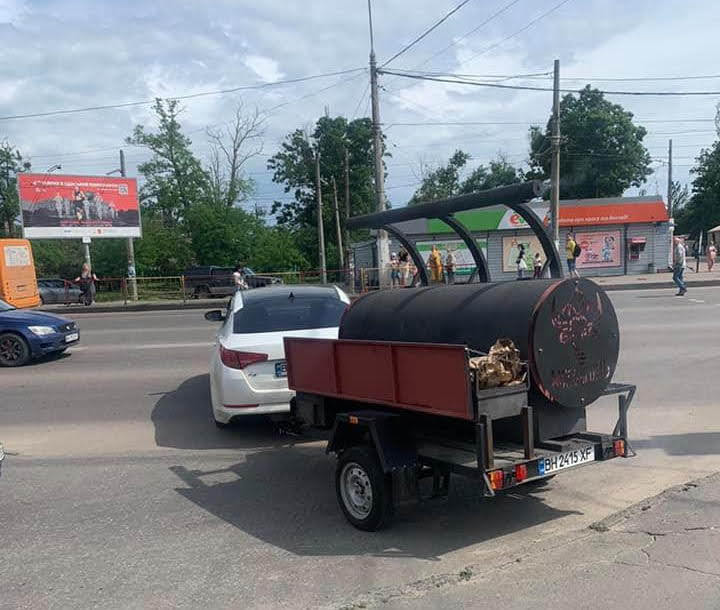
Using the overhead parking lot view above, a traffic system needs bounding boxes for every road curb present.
[599,278,720,291]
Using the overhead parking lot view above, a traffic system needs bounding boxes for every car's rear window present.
[233,295,346,334]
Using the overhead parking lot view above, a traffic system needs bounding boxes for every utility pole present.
[550,59,561,249]
[332,176,344,270]
[667,139,673,218]
[344,148,351,274]
[315,150,327,283]
[367,0,390,280]
[120,149,138,301]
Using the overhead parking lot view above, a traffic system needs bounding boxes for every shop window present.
[628,237,646,261]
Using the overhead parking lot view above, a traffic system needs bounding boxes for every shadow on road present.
[151,374,309,451]
[169,446,580,559]
[632,432,720,456]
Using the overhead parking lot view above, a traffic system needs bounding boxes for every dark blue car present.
[0,297,79,367]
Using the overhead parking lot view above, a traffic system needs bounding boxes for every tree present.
[528,86,652,199]
[409,151,522,204]
[206,103,263,208]
[268,115,376,268]
[409,150,469,204]
[670,180,690,212]
[127,99,209,225]
[674,141,720,238]
[0,140,31,237]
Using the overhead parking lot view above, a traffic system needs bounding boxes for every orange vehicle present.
[0,239,41,308]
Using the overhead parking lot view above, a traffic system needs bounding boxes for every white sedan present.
[207,285,350,427]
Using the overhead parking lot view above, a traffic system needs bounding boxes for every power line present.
[456,0,575,68]
[384,119,718,127]
[0,67,366,122]
[379,69,720,96]
[380,0,474,68]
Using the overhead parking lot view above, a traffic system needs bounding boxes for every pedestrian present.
[428,244,443,283]
[398,249,410,286]
[566,233,580,278]
[533,252,543,279]
[672,237,687,296]
[389,252,401,288]
[516,243,528,279]
[707,243,716,272]
[445,247,456,285]
[232,264,248,291]
[73,263,97,306]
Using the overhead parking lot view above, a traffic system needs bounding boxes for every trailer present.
[284,182,636,530]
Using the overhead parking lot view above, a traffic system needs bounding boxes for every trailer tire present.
[336,446,393,531]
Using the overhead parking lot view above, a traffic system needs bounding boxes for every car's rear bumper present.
[210,354,292,422]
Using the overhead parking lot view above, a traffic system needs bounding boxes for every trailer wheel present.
[336,446,393,531]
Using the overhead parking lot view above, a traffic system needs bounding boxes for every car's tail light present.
[220,346,268,369]
[489,469,504,490]
[613,439,625,457]
[515,463,528,482]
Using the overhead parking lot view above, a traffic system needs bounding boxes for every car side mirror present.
[204,309,225,322]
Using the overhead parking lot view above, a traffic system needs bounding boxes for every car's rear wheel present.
[196,285,211,299]
[0,333,31,367]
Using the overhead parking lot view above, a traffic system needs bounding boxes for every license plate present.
[275,361,287,378]
[537,445,595,475]
[65,332,79,343]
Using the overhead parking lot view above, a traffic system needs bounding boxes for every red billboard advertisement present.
[18,173,141,238]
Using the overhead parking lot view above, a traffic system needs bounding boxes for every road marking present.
[689,298,706,303]
[70,342,214,352]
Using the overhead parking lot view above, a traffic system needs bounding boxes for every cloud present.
[243,55,284,83]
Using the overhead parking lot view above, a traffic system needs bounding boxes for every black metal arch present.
[382,224,429,286]
[511,203,564,278]
[439,215,490,283]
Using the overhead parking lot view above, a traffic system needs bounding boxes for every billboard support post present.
[82,236,92,268]
[120,150,138,301]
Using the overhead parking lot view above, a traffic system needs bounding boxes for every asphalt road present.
[2,287,720,609]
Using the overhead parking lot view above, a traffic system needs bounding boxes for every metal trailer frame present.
[347,181,564,283]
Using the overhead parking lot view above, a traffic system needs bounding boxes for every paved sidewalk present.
[332,473,720,610]
[594,269,720,291]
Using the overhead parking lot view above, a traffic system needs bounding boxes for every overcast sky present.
[1,0,719,213]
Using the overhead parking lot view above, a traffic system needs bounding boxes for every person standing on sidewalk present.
[565,233,580,278]
[673,237,687,296]
[533,252,543,279]
[707,243,716,272]
[428,245,443,284]
[516,243,528,279]
[445,247,456,285]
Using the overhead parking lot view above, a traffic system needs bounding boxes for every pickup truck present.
[183,266,282,298]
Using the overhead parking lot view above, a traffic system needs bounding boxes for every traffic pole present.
[315,150,327,284]
[120,149,138,301]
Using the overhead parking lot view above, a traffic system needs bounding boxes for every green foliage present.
[528,86,652,199]
[0,140,31,237]
[268,116,376,268]
[31,240,84,278]
[251,227,309,272]
[126,99,209,224]
[675,141,720,238]
[409,151,522,204]
[133,217,194,276]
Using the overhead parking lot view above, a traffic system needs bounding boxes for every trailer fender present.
[327,410,418,474]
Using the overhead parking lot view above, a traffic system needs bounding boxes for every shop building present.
[352,195,671,282]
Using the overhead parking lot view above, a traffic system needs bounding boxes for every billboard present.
[416,239,488,275]
[18,173,141,239]
[502,236,546,273]
[574,230,621,269]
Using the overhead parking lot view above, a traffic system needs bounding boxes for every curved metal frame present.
[439,215,490,283]
[382,224,429,286]
[511,203,564,279]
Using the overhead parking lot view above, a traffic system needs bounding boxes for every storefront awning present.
[630,237,647,244]
[709,225,720,234]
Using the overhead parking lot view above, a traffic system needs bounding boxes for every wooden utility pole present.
[667,139,673,217]
[550,59,561,249]
[367,0,390,278]
[332,176,344,269]
[120,149,138,301]
[315,151,327,283]
[344,148,351,269]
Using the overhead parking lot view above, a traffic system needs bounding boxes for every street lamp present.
[46,164,62,173]
[106,169,121,176]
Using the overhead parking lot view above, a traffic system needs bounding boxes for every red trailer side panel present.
[285,337,473,420]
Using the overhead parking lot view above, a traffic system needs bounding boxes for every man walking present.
[565,233,580,278]
[673,237,687,296]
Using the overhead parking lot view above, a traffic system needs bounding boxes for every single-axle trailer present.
[286,278,635,530]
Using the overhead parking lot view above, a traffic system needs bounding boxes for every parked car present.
[38,278,82,305]
[205,285,350,427]
[184,266,282,299]
[0,297,79,366]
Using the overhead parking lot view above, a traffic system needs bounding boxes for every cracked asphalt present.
[1,286,720,609]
